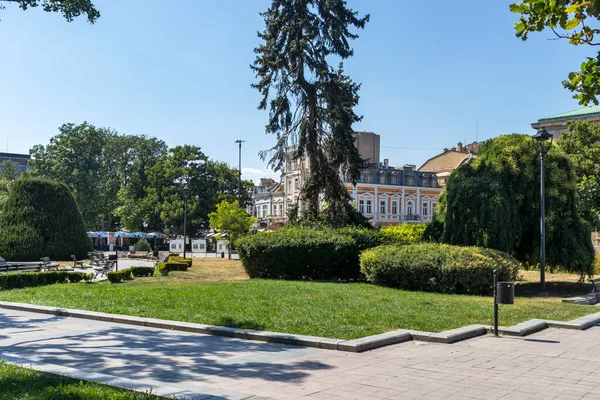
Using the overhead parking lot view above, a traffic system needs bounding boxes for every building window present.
[392,200,398,215]
[262,204,268,217]
[366,200,372,214]
[379,175,386,185]
[407,201,414,216]
[287,180,291,192]
[380,200,386,214]
[279,204,283,216]
[358,200,365,213]
[432,203,437,216]
[294,178,299,191]
[422,201,429,216]
[272,204,276,216]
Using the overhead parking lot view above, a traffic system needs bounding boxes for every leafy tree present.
[252,0,369,221]
[0,160,18,180]
[437,134,595,276]
[510,0,600,104]
[0,0,100,23]
[0,178,91,261]
[209,200,256,258]
[29,122,108,229]
[560,120,600,229]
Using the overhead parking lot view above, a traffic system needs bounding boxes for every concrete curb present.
[1,301,600,353]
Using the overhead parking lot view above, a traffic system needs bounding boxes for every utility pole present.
[234,140,245,207]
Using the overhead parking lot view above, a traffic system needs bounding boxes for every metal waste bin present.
[496,281,514,305]
[221,252,225,258]
[108,254,117,261]
[153,250,159,258]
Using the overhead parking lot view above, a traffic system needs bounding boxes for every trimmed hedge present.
[380,223,426,245]
[130,266,155,277]
[157,262,189,276]
[237,226,376,280]
[107,268,133,283]
[360,243,519,295]
[168,256,192,268]
[0,179,92,261]
[0,271,93,291]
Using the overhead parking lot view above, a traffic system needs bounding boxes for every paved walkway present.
[0,308,599,399]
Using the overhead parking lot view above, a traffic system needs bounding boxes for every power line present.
[381,146,439,150]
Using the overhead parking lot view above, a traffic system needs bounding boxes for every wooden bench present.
[0,263,42,273]
[590,278,600,304]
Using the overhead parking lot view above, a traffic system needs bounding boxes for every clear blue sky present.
[0,0,593,183]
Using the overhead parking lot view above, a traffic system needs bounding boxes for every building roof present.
[537,105,600,122]
[418,151,471,173]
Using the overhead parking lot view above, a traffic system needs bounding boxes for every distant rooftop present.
[538,105,600,122]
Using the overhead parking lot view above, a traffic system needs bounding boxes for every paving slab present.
[2,308,600,399]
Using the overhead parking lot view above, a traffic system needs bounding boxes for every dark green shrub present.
[0,271,92,290]
[130,266,155,277]
[237,226,366,280]
[380,223,426,245]
[360,243,519,295]
[107,268,133,283]
[134,239,152,252]
[0,179,92,261]
[157,262,188,276]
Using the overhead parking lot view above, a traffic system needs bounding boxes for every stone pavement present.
[1,308,600,399]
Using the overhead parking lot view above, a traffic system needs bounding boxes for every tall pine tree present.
[251,0,369,222]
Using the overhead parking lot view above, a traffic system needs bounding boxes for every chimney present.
[384,159,389,168]
[443,147,449,152]
[457,142,463,152]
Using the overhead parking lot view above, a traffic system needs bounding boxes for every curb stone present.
[1,301,599,353]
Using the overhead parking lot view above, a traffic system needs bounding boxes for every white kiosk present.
[169,238,184,253]
[191,239,207,254]
[216,239,229,253]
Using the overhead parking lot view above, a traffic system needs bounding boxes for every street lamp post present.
[532,129,553,295]
[234,140,245,207]
[183,185,190,259]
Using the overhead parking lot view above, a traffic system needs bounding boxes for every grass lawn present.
[0,360,161,400]
[0,259,596,340]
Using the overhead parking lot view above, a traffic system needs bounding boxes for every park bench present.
[71,255,84,268]
[0,263,42,273]
[40,257,59,271]
[590,278,600,304]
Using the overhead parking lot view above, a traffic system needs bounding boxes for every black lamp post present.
[142,221,148,233]
[183,185,190,259]
[532,129,553,294]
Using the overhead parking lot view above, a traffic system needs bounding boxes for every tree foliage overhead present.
[510,0,600,104]
[560,120,600,229]
[252,0,369,222]
[0,178,91,261]
[436,134,595,276]
[0,0,100,23]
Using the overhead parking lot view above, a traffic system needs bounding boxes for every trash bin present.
[221,252,225,258]
[496,282,514,304]
[108,254,117,261]
[153,250,159,258]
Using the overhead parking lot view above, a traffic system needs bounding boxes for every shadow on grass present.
[515,281,592,298]
[0,360,160,399]
[217,316,266,331]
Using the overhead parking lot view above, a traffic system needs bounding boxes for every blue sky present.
[0,0,594,183]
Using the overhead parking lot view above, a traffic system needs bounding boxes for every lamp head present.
[532,129,553,154]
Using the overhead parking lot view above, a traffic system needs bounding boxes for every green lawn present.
[0,278,595,340]
[0,360,161,400]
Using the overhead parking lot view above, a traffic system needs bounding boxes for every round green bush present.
[360,243,519,295]
[0,179,92,261]
[134,238,152,252]
[237,226,375,280]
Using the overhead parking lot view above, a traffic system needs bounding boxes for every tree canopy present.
[29,122,253,235]
[560,120,600,229]
[510,0,600,104]
[433,134,594,276]
[0,0,100,23]
[252,0,369,223]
